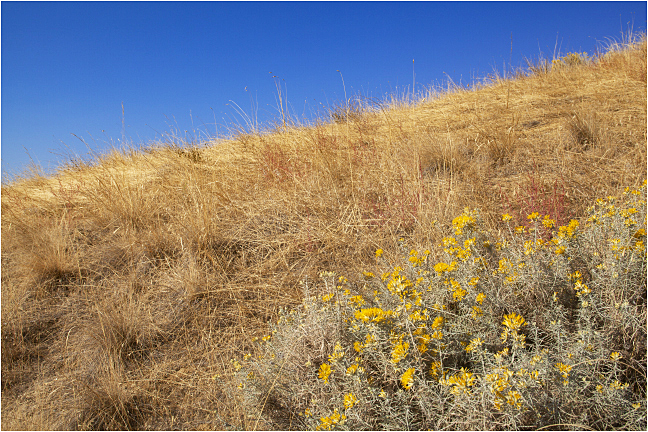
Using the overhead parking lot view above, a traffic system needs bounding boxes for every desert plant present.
[233,182,647,430]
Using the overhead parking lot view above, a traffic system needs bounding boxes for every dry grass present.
[1,35,646,430]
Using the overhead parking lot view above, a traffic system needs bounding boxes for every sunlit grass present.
[1,33,645,430]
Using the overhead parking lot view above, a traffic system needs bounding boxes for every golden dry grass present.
[1,36,646,430]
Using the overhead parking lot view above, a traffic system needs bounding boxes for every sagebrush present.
[234,183,647,430]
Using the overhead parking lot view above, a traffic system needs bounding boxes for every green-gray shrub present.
[231,182,647,430]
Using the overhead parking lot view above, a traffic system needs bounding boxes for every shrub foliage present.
[233,183,647,430]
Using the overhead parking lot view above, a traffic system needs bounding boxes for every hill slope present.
[1,37,646,429]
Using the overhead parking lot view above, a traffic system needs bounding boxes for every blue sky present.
[1,1,646,177]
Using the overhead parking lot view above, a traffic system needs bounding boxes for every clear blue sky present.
[1,1,646,177]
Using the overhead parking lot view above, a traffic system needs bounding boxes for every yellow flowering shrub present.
[232,184,646,430]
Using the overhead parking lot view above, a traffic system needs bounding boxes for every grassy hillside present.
[1,36,646,430]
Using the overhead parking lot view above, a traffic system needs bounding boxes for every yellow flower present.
[557,219,580,238]
[445,367,475,395]
[502,313,526,331]
[348,295,365,306]
[624,218,637,227]
[316,409,346,431]
[416,332,431,353]
[527,212,540,221]
[528,369,541,384]
[475,292,485,304]
[355,307,391,323]
[502,213,513,222]
[362,271,375,279]
[523,240,536,255]
[451,283,468,302]
[343,393,358,409]
[542,215,555,229]
[610,351,622,361]
[379,389,387,398]
[391,335,410,364]
[610,380,629,390]
[506,390,523,409]
[329,342,345,363]
[454,246,472,260]
[433,261,457,274]
[568,271,582,282]
[429,361,442,379]
[401,368,415,389]
[387,275,413,295]
[431,316,445,330]
[442,236,457,246]
[319,363,333,383]
[574,281,591,297]
[408,309,427,322]
[375,249,383,258]
[452,211,476,235]
[465,337,483,352]
[555,362,572,378]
